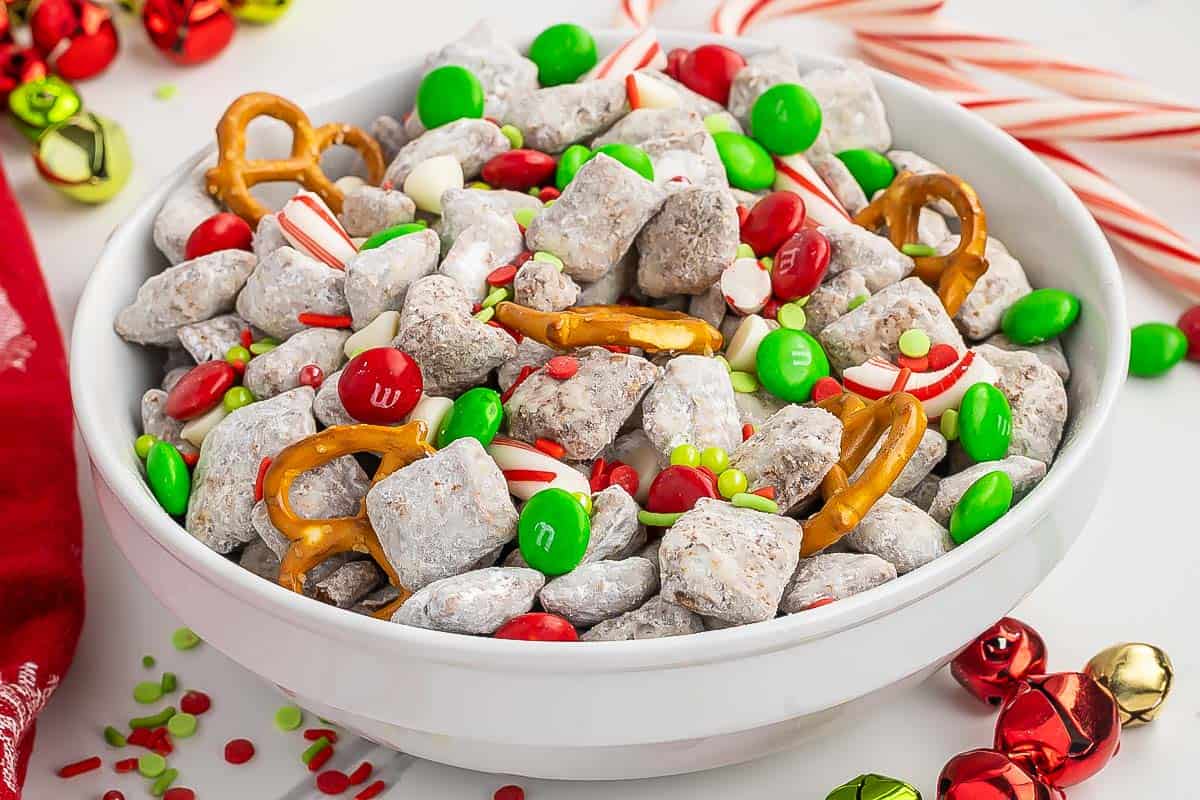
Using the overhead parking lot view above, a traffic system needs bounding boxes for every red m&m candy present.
[772,228,831,301]
[1178,305,1200,361]
[185,212,254,261]
[740,191,806,258]
[337,348,423,424]
[165,360,236,420]
[494,612,578,641]
[481,149,557,192]
[645,465,718,514]
[676,44,746,106]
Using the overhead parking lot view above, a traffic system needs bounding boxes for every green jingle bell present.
[826,773,922,800]
[34,111,133,204]
[8,75,82,142]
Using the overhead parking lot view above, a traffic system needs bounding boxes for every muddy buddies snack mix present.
[117,23,1079,641]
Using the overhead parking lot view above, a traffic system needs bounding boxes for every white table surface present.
[10,0,1197,797]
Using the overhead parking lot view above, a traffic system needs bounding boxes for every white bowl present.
[72,30,1127,781]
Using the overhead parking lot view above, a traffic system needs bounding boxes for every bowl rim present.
[71,28,1128,673]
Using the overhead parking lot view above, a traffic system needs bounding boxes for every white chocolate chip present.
[344,311,401,358]
[405,394,454,442]
[724,314,772,372]
[180,402,230,448]
[403,155,464,214]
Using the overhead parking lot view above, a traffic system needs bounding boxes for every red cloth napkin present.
[0,158,85,799]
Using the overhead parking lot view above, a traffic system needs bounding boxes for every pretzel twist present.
[493,302,724,355]
[262,423,434,620]
[801,391,928,556]
[853,171,990,316]
[205,92,385,226]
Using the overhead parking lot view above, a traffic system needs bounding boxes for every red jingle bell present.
[0,43,48,102]
[771,228,831,301]
[29,0,119,81]
[937,749,1065,800]
[645,465,718,514]
[185,212,254,260]
[142,0,235,65]
[493,612,578,642]
[740,191,806,258]
[676,44,746,106]
[481,149,557,192]
[337,347,423,425]
[994,672,1120,788]
[951,617,1047,706]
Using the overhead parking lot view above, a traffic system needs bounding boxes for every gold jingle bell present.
[1084,642,1174,727]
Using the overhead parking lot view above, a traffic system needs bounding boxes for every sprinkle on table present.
[300,736,332,765]
[161,672,177,693]
[354,780,388,800]
[151,767,179,796]
[137,752,167,778]
[304,727,339,743]
[130,706,176,729]
[102,790,126,800]
[104,725,127,747]
[179,690,211,715]
[163,788,196,800]
[307,744,334,772]
[494,785,526,800]
[347,761,373,786]
[142,655,156,669]
[171,627,201,651]
[57,755,102,778]
[167,712,198,738]
[154,84,178,101]
[134,681,164,704]
[223,738,255,765]
[317,769,351,795]
[275,704,304,731]
[114,757,139,773]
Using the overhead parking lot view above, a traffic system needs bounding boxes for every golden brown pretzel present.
[853,171,989,316]
[205,92,386,226]
[493,302,724,355]
[262,423,434,619]
[800,391,928,556]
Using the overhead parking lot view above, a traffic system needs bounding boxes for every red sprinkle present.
[889,367,913,394]
[355,781,387,800]
[513,250,534,268]
[503,468,558,483]
[103,791,126,800]
[486,264,518,286]
[297,312,354,329]
[308,745,334,772]
[760,298,780,320]
[589,458,609,492]
[347,761,373,786]
[608,464,640,497]
[810,376,843,403]
[799,596,836,611]
[224,738,256,765]
[494,786,526,800]
[180,449,199,468]
[471,302,484,314]
[538,186,561,203]
[254,457,272,502]
[500,365,537,403]
[736,205,750,227]
[304,728,339,743]
[239,327,253,348]
[602,344,631,354]
[741,423,755,441]
[126,728,153,748]
[180,690,211,715]
[896,353,929,373]
[316,769,350,794]
[164,789,196,800]
[545,356,579,380]
[926,343,959,371]
[534,438,566,459]
[751,486,776,500]
[57,756,102,778]
[114,757,139,773]
[229,358,246,375]
[299,364,325,389]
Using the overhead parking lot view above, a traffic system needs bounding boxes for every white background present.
[7,0,1197,797]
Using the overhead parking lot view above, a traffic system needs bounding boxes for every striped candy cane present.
[616,0,672,28]
[711,0,944,36]
[773,154,852,227]
[588,26,667,81]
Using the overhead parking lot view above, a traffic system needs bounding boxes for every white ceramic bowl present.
[72,30,1127,781]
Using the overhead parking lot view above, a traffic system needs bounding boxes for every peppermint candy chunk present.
[278,191,358,271]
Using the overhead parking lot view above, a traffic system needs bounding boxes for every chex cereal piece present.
[243,328,349,400]
[803,271,870,337]
[513,258,581,312]
[576,249,637,306]
[973,344,1068,463]
[733,388,789,431]
[642,355,741,463]
[780,552,897,614]
[688,283,727,330]
[581,485,645,563]
[236,247,347,341]
[504,79,629,154]
[252,212,288,260]
[942,236,1032,340]
[141,389,197,457]
[727,47,803,127]
[311,561,385,609]
[419,20,539,121]
[850,428,948,497]
[580,596,705,641]
[903,473,942,512]
[392,567,543,634]
[539,557,659,628]
[982,333,1071,382]
[660,498,804,624]
[371,114,409,162]
[843,494,954,574]
[340,185,417,238]
[442,212,526,303]
[438,188,541,252]
[250,455,370,559]
[345,229,440,329]
[176,313,253,364]
[636,186,740,297]
[928,455,1048,526]
[801,62,892,153]
[115,250,257,346]
[820,223,915,293]
[383,118,511,187]
[497,338,558,393]
[239,538,281,581]
[728,405,842,513]
[153,157,220,264]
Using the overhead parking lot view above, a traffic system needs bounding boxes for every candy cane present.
[587,26,667,81]
[616,0,672,28]
[773,153,852,227]
[711,0,944,36]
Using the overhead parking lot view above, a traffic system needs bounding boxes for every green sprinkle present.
[637,510,683,527]
[135,434,157,460]
[142,655,156,669]
[572,491,593,515]
[759,256,774,272]
[171,627,201,651]
[166,712,197,739]
[736,243,756,260]
[274,704,303,732]
[248,339,278,355]
[847,294,869,311]
[138,752,167,778]
[731,492,779,514]
[898,328,931,358]
[154,84,177,101]
[513,207,537,228]
[222,385,255,413]
[729,371,759,393]
[500,124,524,149]
[901,242,937,258]
[160,672,177,693]
[150,767,178,796]
[670,444,700,467]
[468,181,492,191]
[777,303,807,331]
[300,736,331,765]
[713,354,732,372]
[130,706,176,730]
[940,408,960,441]
[532,251,564,271]
[703,113,733,135]
[134,681,164,705]
[224,344,251,364]
[482,286,511,309]
[473,306,495,324]
[792,294,810,308]
[103,726,127,748]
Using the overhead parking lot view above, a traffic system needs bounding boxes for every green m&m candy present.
[556,143,592,190]
[1001,288,1081,345]
[416,65,485,129]
[146,440,190,516]
[949,470,1014,545]
[756,328,830,402]
[589,143,654,182]
[826,773,921,800]
[528,23,598,86]
[8,75,82,142]
[750,83,823,156]
[360,221,428,251]
[957,382,1012,462]
[518,487,591,575]
[1129,322,1188,377]
[713,131,776,191]
[436,387,504,449]
[836,149,896,197]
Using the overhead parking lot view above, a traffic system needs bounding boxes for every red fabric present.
[0,158,85,799]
